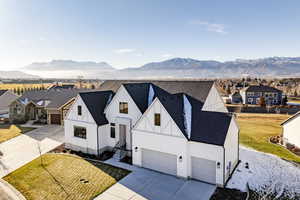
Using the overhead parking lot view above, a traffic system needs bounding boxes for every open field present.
[0,83,52,91]
[0,125,35,143]
[3,154,130,200]
[237,113,300,163]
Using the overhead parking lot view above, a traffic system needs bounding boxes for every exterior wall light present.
[134,147,138,152]
[178,156,183,162]
[217,162,221,169]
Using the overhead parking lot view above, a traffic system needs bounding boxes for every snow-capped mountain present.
[8,56,300,79]
[122,57,300,78]
[139,58,221,70]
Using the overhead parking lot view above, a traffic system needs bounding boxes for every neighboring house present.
[10,89,80,124]
[0,90,19,114]
[281,112,300,148]
[48,84,75,90]
[229,91,243,104]
[240,85,283,105]
[64,81,238,187]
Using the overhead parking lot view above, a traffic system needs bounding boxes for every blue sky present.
[1,0,300,70]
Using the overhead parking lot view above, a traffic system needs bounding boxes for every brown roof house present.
[9,89,81,125]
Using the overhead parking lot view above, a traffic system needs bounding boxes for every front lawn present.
[237,113,300,163]
[3,154,130,200]
[0,124,35,143]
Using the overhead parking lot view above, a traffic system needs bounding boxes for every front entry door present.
[119,124,126,147]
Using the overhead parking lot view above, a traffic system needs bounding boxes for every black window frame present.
[119,102,128,114]
[154,113,161,126]
[110,123,116,138]
[77,105,82,116]
[74,126,86,139]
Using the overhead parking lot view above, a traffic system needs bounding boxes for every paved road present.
[95,159,216,200]
[0,125,64,178]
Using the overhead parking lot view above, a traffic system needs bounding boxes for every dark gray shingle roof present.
[79,91,114,126]
[244,85,282,93]
[157,93,231,146]
[18,89,84,109]
[0,90,8,96]
[98,80,214,104]
[123,83,171,113]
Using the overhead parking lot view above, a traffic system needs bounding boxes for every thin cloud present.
[114,48,136,54]
[188,20,228,34]
[161,54,173,58]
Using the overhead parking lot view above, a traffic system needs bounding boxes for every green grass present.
[0,125,35,143]
[3,154,130,200]
[237,113,300,163]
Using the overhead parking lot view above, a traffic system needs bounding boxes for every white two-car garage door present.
[191,157,216,184]
[141,149,177,176]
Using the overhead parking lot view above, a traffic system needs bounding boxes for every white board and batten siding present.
[104,85,143,149]
[105,85,142,127]
[132,98,229,186]
[64,95,99,154]
[283,116,300,148]
[202,84,228,113]
[224,117,239,180]
[133,98,188,178]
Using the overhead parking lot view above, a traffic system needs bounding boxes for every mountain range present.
[2,57,300,79]
[0,71,40,79]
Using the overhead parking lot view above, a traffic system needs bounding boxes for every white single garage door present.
[142,149,177,176]
[191,157,216,184]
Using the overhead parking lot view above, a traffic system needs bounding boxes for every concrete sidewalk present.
[0,179,26,200]
[0,125,63,178]
[95,159,216,200]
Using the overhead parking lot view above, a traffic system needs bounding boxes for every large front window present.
[74,126,86,139]
[119,102,128,114]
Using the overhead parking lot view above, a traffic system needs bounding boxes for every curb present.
[0,178,26,200]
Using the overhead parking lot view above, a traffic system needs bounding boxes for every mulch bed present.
[210,188,247,200]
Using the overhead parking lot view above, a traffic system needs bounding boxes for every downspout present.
[222,146,226,187]
[238,129,240,164]
[96,125,100,157]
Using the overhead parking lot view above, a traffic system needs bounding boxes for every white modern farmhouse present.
[281,112,300,148]
[64,80,239,187]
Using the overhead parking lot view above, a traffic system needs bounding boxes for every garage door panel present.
[191,157,216,184]
[50,114,61,125]
[142,149,177,176]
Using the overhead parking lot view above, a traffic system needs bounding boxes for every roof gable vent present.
[183,94,192,139]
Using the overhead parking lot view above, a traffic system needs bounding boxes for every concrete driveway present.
[95,159,216,200]
[0,125,63,178]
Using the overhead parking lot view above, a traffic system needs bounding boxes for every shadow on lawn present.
[88,160,130,181]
